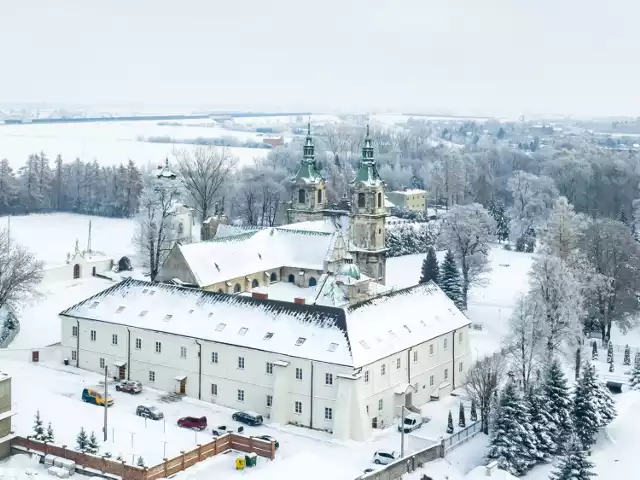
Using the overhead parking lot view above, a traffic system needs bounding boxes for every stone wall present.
[354,443,444,480]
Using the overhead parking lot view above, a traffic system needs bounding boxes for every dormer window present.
[298,189,305,204]
[358,192,365,208]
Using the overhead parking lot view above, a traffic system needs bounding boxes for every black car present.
[232,411,263,426]
[136,405,164,420]
[251,435,279,450]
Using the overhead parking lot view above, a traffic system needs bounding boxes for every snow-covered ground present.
[0,120,268,169]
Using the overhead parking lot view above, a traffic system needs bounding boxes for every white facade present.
[42,246,113,284]
[59,279,471,441]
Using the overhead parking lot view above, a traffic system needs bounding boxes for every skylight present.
[142,289,148,294]
[295,337,306,346]
[388,330,397,337]
[149,290,156,296]
[163,315,173,322]
[216,323,226,332]
[208,312,213,318]
[328,343,338,352]
[238,327,248,336]
[264,332,274,340]
[359,340,370,349]
[139,310,148,317]
[115,306,126,314]
[404,325,412,333]
[89,301,99,309]
[188,310,194,314]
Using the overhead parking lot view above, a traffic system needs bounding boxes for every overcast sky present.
[1,0,638,117]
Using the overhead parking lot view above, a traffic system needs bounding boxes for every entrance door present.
[118,365,126,380]
[405,392,413,407]
[371,417,378,429]
[179,379,186,394]
[32,351,40,362]
[73,264,81,279]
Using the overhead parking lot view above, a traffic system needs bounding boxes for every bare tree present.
[324,124,351,164]
[502,295,544,391]
[133,173,181,281]
[173,146,237,222]
[0,229,42,311]
[464,353,507,434]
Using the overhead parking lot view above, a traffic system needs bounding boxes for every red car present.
[177,416,207,430]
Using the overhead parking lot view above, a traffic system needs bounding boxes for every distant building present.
[263,137,284,148]
[155,158,195,245]
[0,372,15,458]
[386,189,427,212]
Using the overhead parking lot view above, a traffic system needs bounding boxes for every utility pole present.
[400,405,406,458]
[103,366,108,441]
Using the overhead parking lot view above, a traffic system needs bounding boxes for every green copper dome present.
[339,263,361,280]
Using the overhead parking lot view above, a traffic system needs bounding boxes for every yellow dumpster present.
[236,457,246,470]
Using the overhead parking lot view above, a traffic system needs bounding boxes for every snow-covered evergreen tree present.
[458,403,466,428]
[446,410,454,434]
[76,428,88,451]
[419,246,439,284]
[541,359,573,453]
[470,399,478,422]
[525,385,555,462]
[572,362,601,449]
[591,341,598,360]
[607,341,613,364]
[137,456,145,467]
[550,435,596,480]
[594,380,616,428]
[488,200,509,242]
[87,431,99,455]
[629,360,640,390]
[44,422,55,443]
[486,382,538,476]
[439,250,464,310]
[635,351,640,368]
[32,410,45,441]
[623,345,631,365]
[609,361,614,372]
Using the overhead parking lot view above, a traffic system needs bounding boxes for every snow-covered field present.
[0,120,268,169]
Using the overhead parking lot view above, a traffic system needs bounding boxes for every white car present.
[373,450,399,465]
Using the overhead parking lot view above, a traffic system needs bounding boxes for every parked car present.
[82,388,114,406]
[116,380,142,394]
[373,450,399,465]
[136,405,163,420]
[231,411,263,426]
[212,425,234,436]
[398,413,423,433]
[178,416,207,430]
[251,435,279,450]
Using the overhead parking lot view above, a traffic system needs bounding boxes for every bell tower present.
[287,123,327,224]
[349,125,387,284]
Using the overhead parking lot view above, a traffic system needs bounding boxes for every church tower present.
[349,125,387,284]
[287,123,328,224]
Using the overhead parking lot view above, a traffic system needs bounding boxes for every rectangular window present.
[324,407,333,420]
[238,357,245,369]
[149,371,155,382]
[99,358,105,369]
[429,344,434,355]
[112,334,118,345]
[237,389,245,402]
[72,326,78,337]
[459,362,463,373]
[381,364,386,376]
[444,368,449,380]
[459,332,463,344]
[211,352,218,363]
[413,351,418,363]
[444,338,448,350]
[396,357,401,369]
[90,330,96,341]
[71,350,77,361]
[135,338,142,350]
[180,346,187,358]
[266,395,273,407]
[364,370,370,383]
[325,373,333,385]
[295,367,303,380]
[430,375,434,386]
[294,401,302,414]
[211,384,218,396]
[378,399,383,411]
[266,362,273,375]
[155,341,162,354]
[366,405,370,415]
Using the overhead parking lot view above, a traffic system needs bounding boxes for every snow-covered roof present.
[277,219,342,234]
[60,278,469,368]
[465,465,518,480]
[390,189,427,196]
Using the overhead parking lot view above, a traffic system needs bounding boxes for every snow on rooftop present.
[465,464,518,480]
[277,218,346,234]
[390,189,427,195]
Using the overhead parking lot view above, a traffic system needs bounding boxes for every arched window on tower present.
[358,192,365,208]
[298,189,305,204]
[317,189,322,204]
[377,192,382,208]
[251,279,259,288]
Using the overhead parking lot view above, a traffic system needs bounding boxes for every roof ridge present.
[274,228,333,237]
[347,280,441,312]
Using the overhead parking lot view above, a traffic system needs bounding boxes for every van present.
[232,411,263,426]
[398,413,423,433]
[82,388,114,406]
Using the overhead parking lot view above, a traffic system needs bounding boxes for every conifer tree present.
[630,358,640,390]
[550,435,596,480]
[624,345,631,365]
[458,403,466,428]
[446,410,454,434]
[572,362,601,449]
[607,341,613,364]
[594,380,616,428]
[609,361,614,372]
[525,385,555,461]
[419,246,439,284]
[87,431,99,455]
[32,410,45,441]
[541,359,573,454]
[137,456,145,467]
[635,351,640,368]
[487,382,538,476]
[439,250,464,310]
[591,341,598,360]
[470,399,478,422]
[44,422,55,443]
[76,427,88,451]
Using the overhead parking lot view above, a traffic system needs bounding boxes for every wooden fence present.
[12,433,275,480]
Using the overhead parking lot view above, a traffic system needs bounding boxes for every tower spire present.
[303,120,315,163]
[361,124,374,162]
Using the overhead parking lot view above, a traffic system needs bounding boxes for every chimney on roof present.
[252,292,268,300]
[294,297,305,304]
[485,461,498,476]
